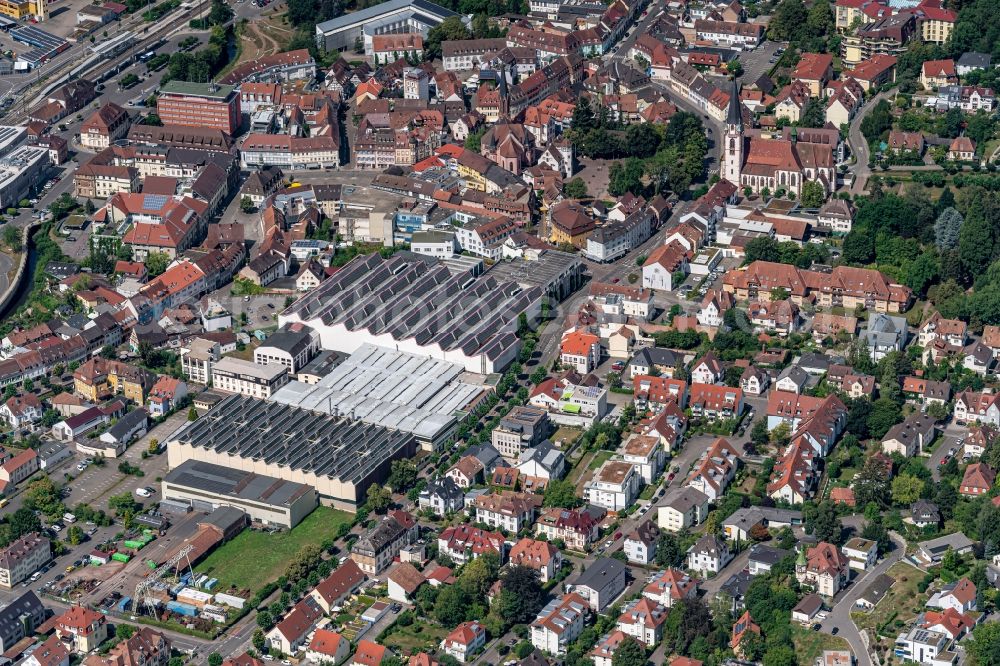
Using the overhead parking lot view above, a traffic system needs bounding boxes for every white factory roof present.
[269,344,486,442]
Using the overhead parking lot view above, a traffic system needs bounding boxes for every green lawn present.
[196,506,353,594]
[588,450,615,470]
[381,622,449,655]
[639,485,657,500]
[791,624,851,664]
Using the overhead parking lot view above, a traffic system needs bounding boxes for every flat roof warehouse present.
[166,393,417,511]
[271,344,487,449]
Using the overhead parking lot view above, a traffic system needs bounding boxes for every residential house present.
[881,413,937,457]
[0,393,43,429]
[908,500,941,529]
[921,59,957,88]
[960,462,995,496]
[842,537,878,571]
[267,597,324,655]
[306,629,351,666]
[954,390,1000,427]
[795,542,849,597]
[509,538,563,583]
[865,314,908,361]
[740,366,769,396]
[617,598,668,647]
[418,476,465,516]
[438,525,506,564]
[623,520,659,565]
[948,136,976,161]
[531,593,589,656]
[560,331,601,374]
[350,511,418,574]
[657,486,709,533]
[748,544,791,576]
[571,558,627,612]
[55,606,109,652]
[585,460,641,512]
[643,568,697,608]
[687,534,733,576]
[473,491,542,532]
[928,578,977,613]
[440,621,487,663]
[387,563,426,605]
[309,560,366,614]
[535,506,604,551]
[685,437,740,501]
[688,384,743,421]
[691,351,723,385]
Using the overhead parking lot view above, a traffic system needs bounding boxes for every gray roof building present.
[163,459,318,528]
[0,591,47,651]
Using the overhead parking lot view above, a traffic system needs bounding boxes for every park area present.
[196,507,352,593]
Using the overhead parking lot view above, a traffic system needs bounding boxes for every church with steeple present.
[723,80,836,198]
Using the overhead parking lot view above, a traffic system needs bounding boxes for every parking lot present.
[737,40,786,85]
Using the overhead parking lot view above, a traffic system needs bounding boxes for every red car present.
[614,531,622,540]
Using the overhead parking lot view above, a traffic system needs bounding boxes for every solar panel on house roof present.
[143,194,169,210]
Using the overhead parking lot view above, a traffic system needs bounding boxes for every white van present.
[62,513,77,524]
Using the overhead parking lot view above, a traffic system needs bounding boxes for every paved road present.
[822,532,906,666]
[846,88,896,195]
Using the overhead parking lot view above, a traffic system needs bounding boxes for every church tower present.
[724,78,743,187]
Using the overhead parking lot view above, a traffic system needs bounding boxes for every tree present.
[108,492,141,516]
[891,473,925,506]
[624,123,661,158]
[861,99,893,144]
[464,126,486,152]
[187,407,198,421]
[935,207,964,251]
[425,16,471,59]
[543,479,580,508]
[434,584,472,627]
[750,419,770,449]
[386,460,418,492]
[252,629,266,652]
[564,177,589,199]
[145,251,169,278]
[8,508,41,541]
[744,236,781,264]
[608,158,645,196]
[808,501,842,544]
[493,566,545,626]
[854,454,891,508]
[67,525,84,546]
[654,532,686,568]
[2,225,21,251]
[768,0,808,41]
[366,483,391,513]
[843,227,876,264]
[800,181,825,208]
[240,196,255,214]
[960,208,996,277]
[970,621,1000,666]
[208,654,223,666]
[868,397,903,439]
[611,637,646,666]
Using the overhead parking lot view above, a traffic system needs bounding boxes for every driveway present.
[822,532,906,666]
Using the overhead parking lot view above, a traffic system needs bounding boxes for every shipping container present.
[117,596,132,611]
[165,601,198,617]
[111,552,131,563]
[204,578,218,591]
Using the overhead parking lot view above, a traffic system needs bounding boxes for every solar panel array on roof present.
[279,253,542,368]
[171,394,415,487]
[142,193,170,210]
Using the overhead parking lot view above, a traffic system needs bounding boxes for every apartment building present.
[350,511,418,574]
[157,81,241,135]
[211,357,289,399]
[531,593,589,655]
[491,405,551,460]
[585,460,641,512]
[0,533,50,588]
